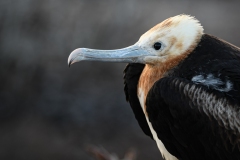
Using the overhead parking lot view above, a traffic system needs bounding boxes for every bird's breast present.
[137,65,179,160]
[137,53,189,113]
[138,65,163,114]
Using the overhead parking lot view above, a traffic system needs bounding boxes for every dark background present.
[1,0,240,160]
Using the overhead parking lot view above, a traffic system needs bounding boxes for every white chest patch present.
[191,74,232,92]
[138,88,178,160]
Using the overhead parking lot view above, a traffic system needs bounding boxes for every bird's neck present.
[138,53,189,114]
[137,65,165,114]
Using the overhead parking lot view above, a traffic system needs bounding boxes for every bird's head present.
[68,15,203,66]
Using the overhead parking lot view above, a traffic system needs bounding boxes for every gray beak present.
[68,44,150,67]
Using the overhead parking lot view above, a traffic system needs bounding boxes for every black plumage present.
[124,34,240,160]
[68,14,240,160]
[124,63,153,139]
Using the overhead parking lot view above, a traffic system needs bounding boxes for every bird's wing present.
[124,63,153,139]
[146,76,240,160]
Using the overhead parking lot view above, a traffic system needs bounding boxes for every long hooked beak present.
[68,44,150,67]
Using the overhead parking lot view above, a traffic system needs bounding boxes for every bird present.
[68,15,240,160]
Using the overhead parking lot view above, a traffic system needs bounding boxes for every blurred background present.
[1,0,240,160]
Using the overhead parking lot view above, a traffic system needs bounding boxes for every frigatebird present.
[68,15,240,160]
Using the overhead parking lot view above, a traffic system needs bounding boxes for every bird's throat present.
[138,53,190,114]
[137,65,165,114]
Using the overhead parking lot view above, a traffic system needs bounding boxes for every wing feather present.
[146,77,240,160]
[124,63,153,138]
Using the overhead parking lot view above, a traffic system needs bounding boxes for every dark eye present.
[153,42,162,50]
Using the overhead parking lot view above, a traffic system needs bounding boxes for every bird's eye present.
[153,42,162,50]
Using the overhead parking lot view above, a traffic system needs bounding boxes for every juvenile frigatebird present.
[68,15,240,160]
